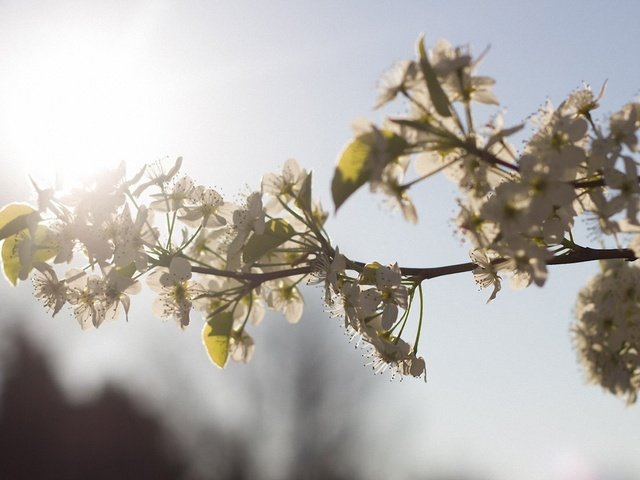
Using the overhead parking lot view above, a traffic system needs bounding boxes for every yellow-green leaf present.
[0,203,39,241]
[116,263,137,278]
[242,218,295,264]
[358,261,382,286]
[2,233,23,286]
[1,225,57,286]
[331,130,407,211]
[416,33,452,118]
[202,311,235,369]
[32,227,58,263]
[297,171,312,213]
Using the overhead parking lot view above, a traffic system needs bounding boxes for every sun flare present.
[2,36,153,189]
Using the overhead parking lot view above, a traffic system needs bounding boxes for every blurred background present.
[1,1,640,479]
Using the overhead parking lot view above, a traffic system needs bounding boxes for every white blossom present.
[262,158,308,212]
[32,263,66,316]
[375,60,418,109]
[226,192,266,269]
[470,249,502,302]
[150,175,195,212]
[113,205,157,272]
[65,269,108,329]
[148,257,203,328]
[313,247,347,305]
[181,185,227,228]
[230,331,256,363]
[266,278,304,324]
[133,156,183,196]
[375,263,409,330]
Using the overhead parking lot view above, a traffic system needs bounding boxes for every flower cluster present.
[329,35,640,398]
[369,37,640,296]
[573,260,640,404]
[17,157,330,367]
[315,255,426,380]
[8,148,426,377]
[2,34,640,396]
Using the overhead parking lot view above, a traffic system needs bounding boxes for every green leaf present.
[486,123,525,148]
[416,33,452,118]
[331,130,408,211]
[242,218,295,264]
[358,261,382,286]
[202,311,235,369]
[116,262,137,278]
[2,225,57,286]
[297,171,312,213]
[2,232,23,286]
[0,203,39,241]
[32,226,58,264]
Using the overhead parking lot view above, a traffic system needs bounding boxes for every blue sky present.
[1,2,640,479]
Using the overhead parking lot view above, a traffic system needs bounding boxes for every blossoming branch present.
[2,34,640,402]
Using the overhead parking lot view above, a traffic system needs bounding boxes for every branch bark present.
[189,247,637,285]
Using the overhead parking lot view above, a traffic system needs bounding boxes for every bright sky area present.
[0,2,639,479]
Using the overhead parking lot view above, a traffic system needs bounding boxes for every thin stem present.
[278,193,333,256]
[413,283,425,355]
[401,89,431,116]
[570,172,640,189]
[585,112,604,140]
[239,291,254,331]
[179,224,203,252]
[278,197,307,225]
[572,176,606,189]
[399,154,461,190]
[460,140,520,173]
[122,190,168,254]
[463,98,474,136]
[391,287,413,338]
[166,209,178,250]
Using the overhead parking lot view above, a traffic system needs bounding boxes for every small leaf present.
[116,263,137,278]
[242,218,295,264]
[358,261,382,286]
[202,311,235,369]
[331,130,407,211]
[0,203,39,241]
[297,171,313,213]
[416,33,452,118]
[390,117,441,135]
[486,123,525,148]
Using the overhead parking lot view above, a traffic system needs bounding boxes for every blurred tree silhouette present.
[0,318,483,480]
[0,333,188,479]
[0,320,367,480]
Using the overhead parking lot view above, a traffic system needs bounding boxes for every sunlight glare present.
[3,36,154,189]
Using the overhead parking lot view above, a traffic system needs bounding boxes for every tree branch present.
[189,247,636,288]
[191,264,313,282]
[350,247,637,282]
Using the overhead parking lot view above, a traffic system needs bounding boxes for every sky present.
[1,1,640,479]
